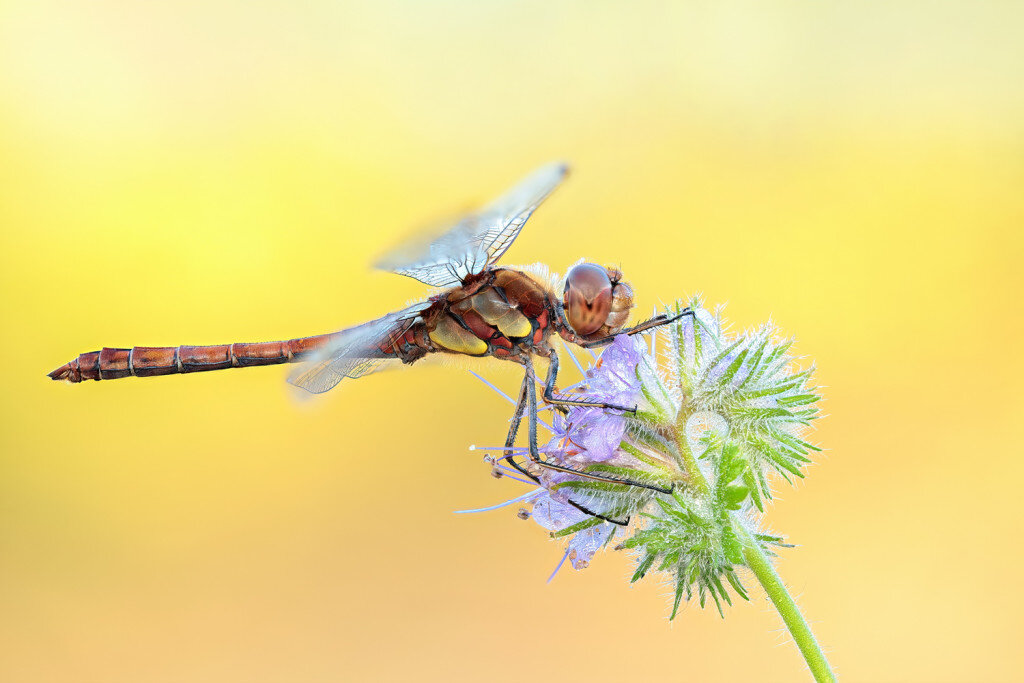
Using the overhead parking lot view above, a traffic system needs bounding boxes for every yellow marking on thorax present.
[429,315,488,355]
[494,310,532,338]
[469,290,533,338]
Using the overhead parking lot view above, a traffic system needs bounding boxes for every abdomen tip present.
[48,363,75,382]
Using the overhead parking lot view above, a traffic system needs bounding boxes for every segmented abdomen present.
[48,335,336,383]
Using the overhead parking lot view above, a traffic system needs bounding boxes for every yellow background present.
[2,2,1022,681]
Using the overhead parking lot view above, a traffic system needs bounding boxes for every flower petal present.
[570,409,626,462]
[567,523,615,570]
[531,495,589,532]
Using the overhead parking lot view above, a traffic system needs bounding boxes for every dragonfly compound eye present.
[564,263,614,336]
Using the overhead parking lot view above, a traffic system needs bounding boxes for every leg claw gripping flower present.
[461,298,836,683]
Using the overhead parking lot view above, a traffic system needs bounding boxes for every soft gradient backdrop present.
[2,2,1022,681]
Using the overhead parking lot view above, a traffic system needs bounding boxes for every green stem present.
[672,410,710,495]
[736,524,836,682]
[671,392,832,679]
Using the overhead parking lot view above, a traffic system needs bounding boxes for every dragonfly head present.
[563,263,634,338]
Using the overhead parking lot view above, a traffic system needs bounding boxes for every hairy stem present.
[669,334,833,679]
[736,524,836,682]
[673,407,834,680]
[672,408,710,495]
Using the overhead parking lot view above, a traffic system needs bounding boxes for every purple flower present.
[565,523,615,570]
[537,335,646,464]
[582,334,644,407]
[530,493,615,571]
[563,407,626,462]
[465,333,656,578]
[531,495,590,531]
[539,409,614,462]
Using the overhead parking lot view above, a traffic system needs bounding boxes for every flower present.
[463,298,822,617]
[582,333,643,406]
[545,334,645,463]
[559,409,624,463]
[530,495,615,570]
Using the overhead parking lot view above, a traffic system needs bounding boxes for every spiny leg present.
[498,371,536,484]
[579,307,695,349]
[545,309,695,411]
[521,355,672,496]
[499,454,631,527]
[494,363,634,525]
[495,308,699,520]
[542,349,636,413]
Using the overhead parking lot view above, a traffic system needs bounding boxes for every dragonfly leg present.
[499,372,534,481]
[579,307,695,349]
[497,372,629,526]
[542,349,635,414]
[522,356,673,497]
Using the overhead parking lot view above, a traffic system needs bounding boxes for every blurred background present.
[2,2,1022,681]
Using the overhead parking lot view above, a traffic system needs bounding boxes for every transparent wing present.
[288,302,431,395]
[375,162,569,287]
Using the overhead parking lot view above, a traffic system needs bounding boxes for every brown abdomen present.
[48,335,335,383]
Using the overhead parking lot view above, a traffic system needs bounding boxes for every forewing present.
[288,302,429,395]
[375,162,568,287]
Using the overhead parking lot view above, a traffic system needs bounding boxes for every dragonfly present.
[49,163,693,521]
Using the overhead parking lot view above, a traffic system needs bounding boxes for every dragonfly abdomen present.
[48,336,336,383]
